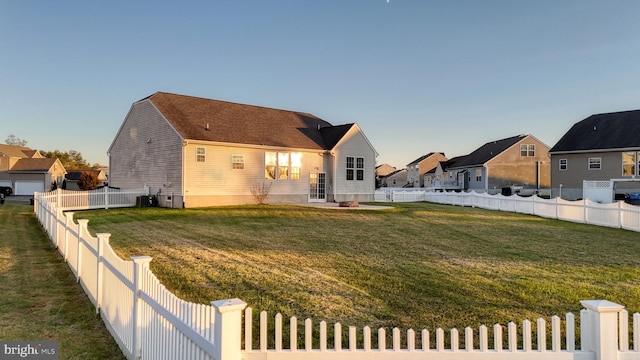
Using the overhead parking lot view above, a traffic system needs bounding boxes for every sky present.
[2,1,640,169]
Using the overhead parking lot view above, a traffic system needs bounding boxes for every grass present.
[0,203,125,359]
[75,202,640,338]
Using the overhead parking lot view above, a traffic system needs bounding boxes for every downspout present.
[181,140,187,208]
[484,164,489,194]
[332,151,337,202]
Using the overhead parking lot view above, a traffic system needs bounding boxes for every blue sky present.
[2,1,640,168]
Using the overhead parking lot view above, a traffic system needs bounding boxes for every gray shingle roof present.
[549,110,640,153]
[147,92,348,151]
[446,135,527,169]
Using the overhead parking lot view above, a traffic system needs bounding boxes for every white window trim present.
[231,154,245,170]
[559,159,567,171]
[346,156,365,181]
[588,157,601,170]
[196,147,206,163]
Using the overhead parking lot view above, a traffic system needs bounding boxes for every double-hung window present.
[559,159,568,171]
[196,147,206,162]
[475,169,482,182]
[346,156,364,181]
[588,157,601,170]
[231,155,245,170]
[622,152,639,176]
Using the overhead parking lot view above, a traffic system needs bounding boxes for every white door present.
[15,181,44,195]
[309,173,326,202]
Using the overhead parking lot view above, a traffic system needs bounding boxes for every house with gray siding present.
[108,92,378,207]
[442,134,551,194]
[549,110,640,200]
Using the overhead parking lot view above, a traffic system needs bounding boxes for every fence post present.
[104,186,109,210]
[56,187,62,208]
[63,212,74,261]
[212,298,247,360]
[75,219,90,283]
[95,233,110,314]
[580,300,624,360]
[131,256,152,360]
[618,201,623,229]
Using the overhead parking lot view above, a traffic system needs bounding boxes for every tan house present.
[108,92,379,207]
[0,144,67,195]
[442,134,551,194]
[406,152,448,187]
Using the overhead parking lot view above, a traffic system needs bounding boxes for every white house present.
[108,92,378,207]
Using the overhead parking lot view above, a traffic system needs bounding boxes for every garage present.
[0,180,11,188]
[15,181,44,196]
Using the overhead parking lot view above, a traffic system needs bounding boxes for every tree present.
[5,135,27,147]
[77,171,101,191]
[40,150,101,170]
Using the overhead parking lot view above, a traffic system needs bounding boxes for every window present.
[588,157,601,170]
[231,155,245,170]
[265,152,277,179]
[520,144,535,157]
[346,156,364,181]
[559,159,568,171]
[356,157,364,181]
[265,152,301,180]
[291,153,302,180]
[475,169,482,182]
[196,147,206,162]
[622,152,638,176]
[346,156,354,180]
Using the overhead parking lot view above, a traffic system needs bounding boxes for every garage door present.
[0,180,11,188]
[15,181,44,196]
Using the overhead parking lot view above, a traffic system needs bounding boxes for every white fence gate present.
[32,189,640,360]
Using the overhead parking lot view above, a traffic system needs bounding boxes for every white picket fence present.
[375,189,640,232]
[32,189,640,360]
[35,186,150,211]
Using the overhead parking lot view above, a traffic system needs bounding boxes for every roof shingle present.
[550,110,640,153]
[147,92,341,150]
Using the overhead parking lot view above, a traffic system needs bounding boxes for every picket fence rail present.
[35,186,150,211]
[32,189,640,360]
[375,188,640,233]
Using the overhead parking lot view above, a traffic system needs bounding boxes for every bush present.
[78,171,101,191]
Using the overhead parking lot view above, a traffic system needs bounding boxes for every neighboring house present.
[375,163,396,188]
[64,169,108,190]
[0,144,67,195]
[379,168,407,187]
[108,92,379,207]
[405,152,448,187]
[424,156,465,190]
[442,134,551,194]
[549,110,640,200]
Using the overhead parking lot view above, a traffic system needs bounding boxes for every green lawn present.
[0,203,125,359]
[76,202,640,335]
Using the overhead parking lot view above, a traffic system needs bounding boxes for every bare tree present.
[5,135,27,147]
[250,183,272,205]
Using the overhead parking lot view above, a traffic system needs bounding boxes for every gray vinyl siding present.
[108,99,184,198]
[551,151,625,199]
[331,128,376,202]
